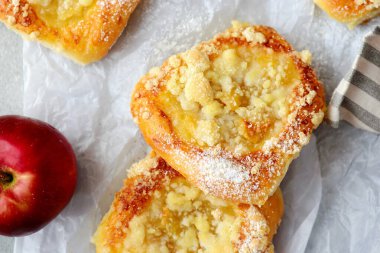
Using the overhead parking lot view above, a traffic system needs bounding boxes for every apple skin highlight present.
[0,115,77,236]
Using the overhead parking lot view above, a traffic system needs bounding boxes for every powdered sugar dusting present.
[169,143,259,202]
[197,149,250,184]
[236,206,271,253]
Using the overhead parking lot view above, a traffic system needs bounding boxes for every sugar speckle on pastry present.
[6,15,16,24]
[141,111,151,120]
[29,30,39,39]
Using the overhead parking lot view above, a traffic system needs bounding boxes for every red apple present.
[0,115,77,236]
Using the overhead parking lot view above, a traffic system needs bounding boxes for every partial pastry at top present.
[92,152,284,253]
[131,21,325,206]
[0,0,140,64]
[315,0,380,28]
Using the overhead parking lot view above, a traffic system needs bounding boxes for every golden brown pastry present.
[314,0,380,28]
[131,21,326,206]
[92,152,284,253]
[0,0,140,64]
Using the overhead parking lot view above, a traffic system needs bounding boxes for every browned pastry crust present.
[0,0,140,64]
[315,0,380,28]
[92,152,284,253]
[131,21,326,206]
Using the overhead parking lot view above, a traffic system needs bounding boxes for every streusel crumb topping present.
[149,21,318,156]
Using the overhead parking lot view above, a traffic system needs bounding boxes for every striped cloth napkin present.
[328,27,380,133]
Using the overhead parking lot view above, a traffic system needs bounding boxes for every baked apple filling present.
[157,41,304,155]
[122,177,242,253]
[28,0,95,25]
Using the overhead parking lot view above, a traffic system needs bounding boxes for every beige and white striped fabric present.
[328,27,380,133]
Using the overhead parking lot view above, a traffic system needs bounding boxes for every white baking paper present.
[14,0,380,252]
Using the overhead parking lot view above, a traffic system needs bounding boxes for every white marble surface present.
[0,23,23,253]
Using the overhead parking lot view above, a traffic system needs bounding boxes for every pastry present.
[131,21,325,206]
[0,0,140,64]
[314,0,380,28]
[92,152,284,253]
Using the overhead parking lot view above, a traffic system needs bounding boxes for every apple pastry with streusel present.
[0,0,140,64]
[92,152,284,253]
[131,21,325,206]
[315,0,380,28]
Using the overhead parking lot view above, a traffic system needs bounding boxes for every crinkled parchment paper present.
[14,0,380,252]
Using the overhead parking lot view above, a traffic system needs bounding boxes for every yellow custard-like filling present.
[28,0,95,26]
[157,45,301,155]
[122,178,241,253]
